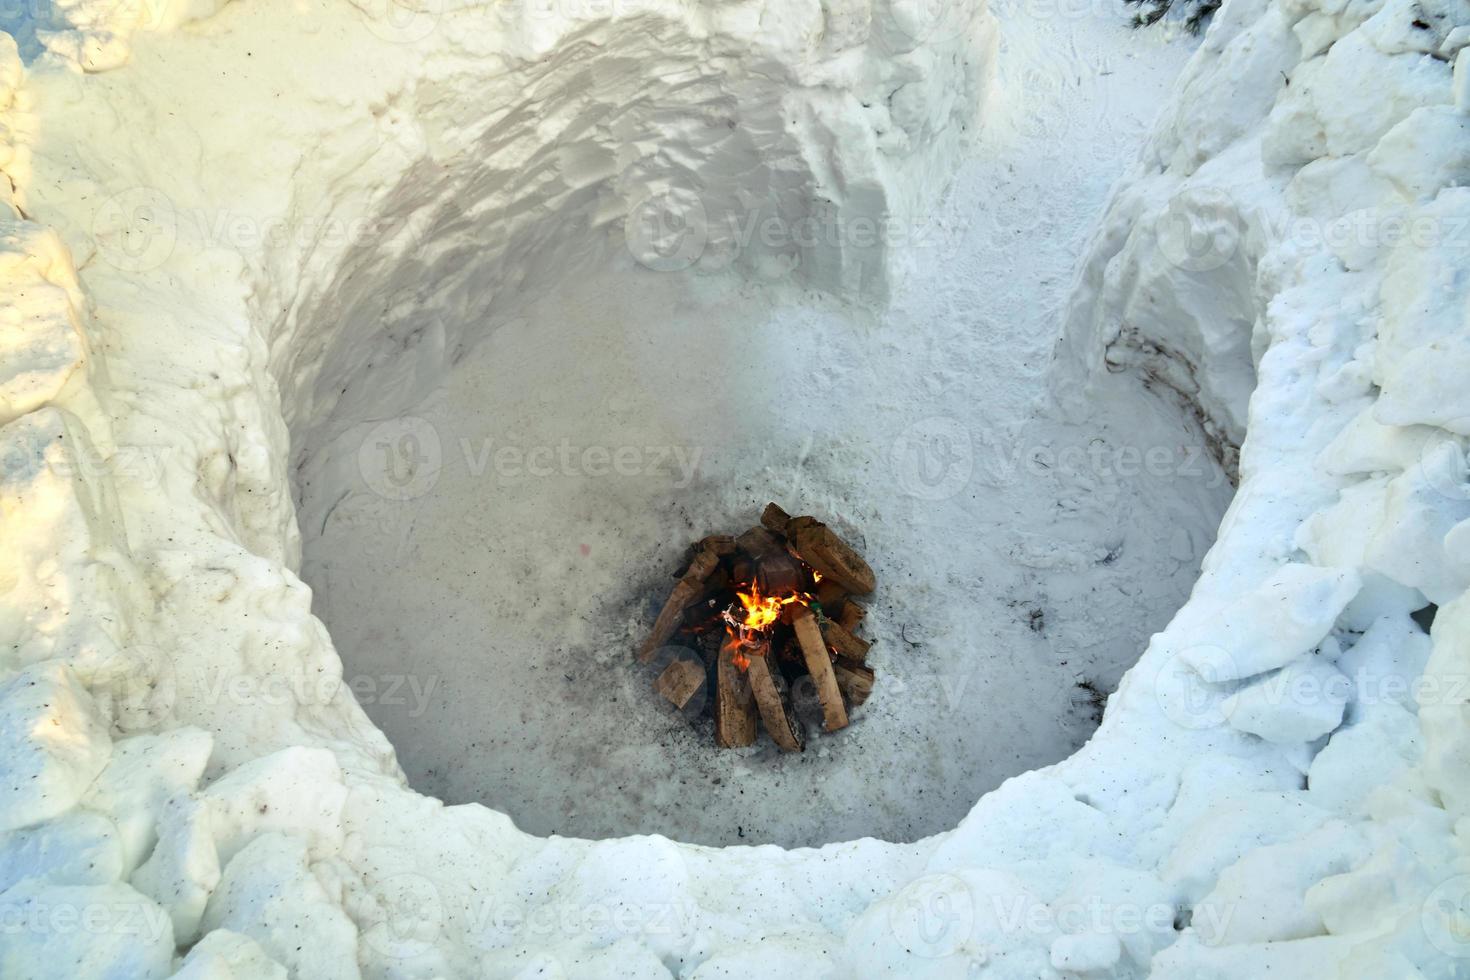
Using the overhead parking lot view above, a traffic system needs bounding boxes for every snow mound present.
[0,0,1466,975]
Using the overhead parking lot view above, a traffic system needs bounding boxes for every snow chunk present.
[1375,189,1470,432]
[1457,45,1470,107]
[1307,700,1421,810]
[199,834,358,980]
[843,868,1057,972]
[200,747,347,865]
[0,880,174,979]
[0,220,87,427]
[480,939,670,979]
[1222,655,1350,742]
[0,662,111,832]
[1194,820,1369,945]
[1317,404,1433,476]
[1161,792,1331,903]
[1049,933,1121,973]
[1360,0,1470,55]
[1336,613,1433,716]
[82,728,213,871]
[1362,444,1470,603]
[170,929,288,980]
[690,929,840,978]
[1367,106,1470,201]
[132,794,220,945]
[1177,564,1360,681]
[1152,932,1355,977]
[0,409,138,686]
[1263,34,1450,166]
[0,810,123,891]
[1418,592,1470,816]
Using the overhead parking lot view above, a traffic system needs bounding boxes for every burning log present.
[761,503,875,595]
[637,505,878,751]
[639,541,726,663]
[791,605,848,732]
[653,659,705,710]
[715,634,758,748]
[744,641,804,752]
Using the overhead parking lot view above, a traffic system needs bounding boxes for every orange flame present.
[735,582,801,631]
[721,582,809,670]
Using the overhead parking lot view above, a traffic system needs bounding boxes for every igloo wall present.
[0,0,1467,976]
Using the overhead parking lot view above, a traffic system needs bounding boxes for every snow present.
[293,11,1223,844]
[0,0,1465,975]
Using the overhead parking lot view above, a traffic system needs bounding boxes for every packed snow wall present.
[0,0,1466,977]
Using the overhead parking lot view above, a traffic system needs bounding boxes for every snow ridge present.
[0,0,1466,975]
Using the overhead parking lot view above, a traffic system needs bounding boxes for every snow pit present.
[2,0,1469,973]
[231,0,1234,848]
[290,220,1232,847]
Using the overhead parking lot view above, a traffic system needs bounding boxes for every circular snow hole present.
[293,248,1232,847]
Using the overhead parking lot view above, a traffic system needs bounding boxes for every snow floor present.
[297,2,1232,847]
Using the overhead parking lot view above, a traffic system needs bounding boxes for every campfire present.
[637,503,877,751]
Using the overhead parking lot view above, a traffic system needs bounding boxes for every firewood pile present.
[637,503,876,751]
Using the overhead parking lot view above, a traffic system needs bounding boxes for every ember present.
[637,503,877,751]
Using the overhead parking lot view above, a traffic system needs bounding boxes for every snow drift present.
[0,0,1467,975]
